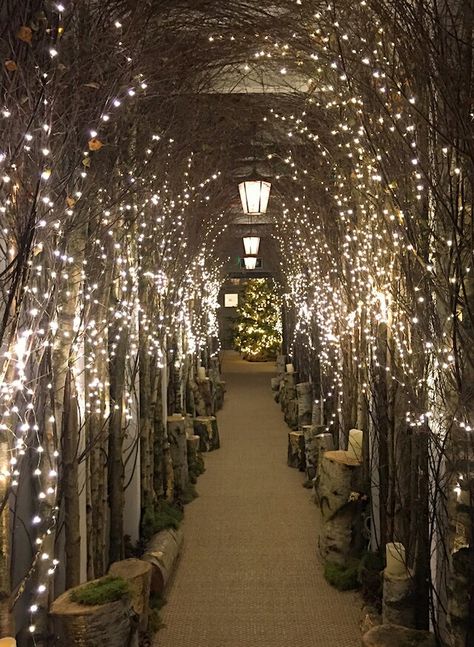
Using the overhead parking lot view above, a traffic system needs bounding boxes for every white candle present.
[347,428,363,462]
[197,366,206,380]
[385,542,407,577]
[0,638,17,647]
[286,363,294,373]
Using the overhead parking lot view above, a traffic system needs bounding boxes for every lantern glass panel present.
[243,236,260,255]
[238,180,271,214]
[244,256,257,270]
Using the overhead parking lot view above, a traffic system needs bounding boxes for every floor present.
[157,352,361,647]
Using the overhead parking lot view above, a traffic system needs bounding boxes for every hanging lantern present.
[243,256,257,270]
[243,236,260,256]
[238,180,271,215]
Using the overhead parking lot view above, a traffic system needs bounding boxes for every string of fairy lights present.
[0,3,229,639]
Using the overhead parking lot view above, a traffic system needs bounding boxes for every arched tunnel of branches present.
[0,0,473,645]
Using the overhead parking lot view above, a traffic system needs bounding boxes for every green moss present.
[150,592,167,610]
[324,560,360,591]
[179,482,198,505]
[141,500,184,542]
[149,607,166,633]
[70,576,130,606]
[189,455,205,483]
[148,592,167,633]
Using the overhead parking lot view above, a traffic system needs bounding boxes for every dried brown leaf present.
[17,26,32,44]
[88,138,103,152]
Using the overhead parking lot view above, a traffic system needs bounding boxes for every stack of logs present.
[50,362,225,645]
[272,357,438,647]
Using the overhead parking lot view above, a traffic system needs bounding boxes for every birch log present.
[186,435,202,482]
[50,582,132,647]
[109,559,152,631]
[296,382,312,428]
[193,377,213,416]
[447,547,472,647]
[142,528,184,595]
[276,354,287,376]
[302,425,325,480]
[382,570,415,628]
[318,450,362,565]
[287,432,306,471]
[315,433,335,479]
[167,415,188,495]
[193,416,220,452]
[362,625,436,647]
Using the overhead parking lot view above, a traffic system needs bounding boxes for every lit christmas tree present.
[233,279,282,361]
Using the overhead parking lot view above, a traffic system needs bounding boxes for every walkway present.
[157,352,361,647]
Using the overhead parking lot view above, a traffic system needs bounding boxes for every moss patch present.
[141,500,184,542]
[148,592,167,633]
[324,560,360,591]
[179,482,198,505]
[70,576,129,606]
[188,455,205,483]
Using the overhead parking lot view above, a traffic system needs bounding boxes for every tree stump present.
[315,433,335,473]
[193,416,220,452]
[361,624,436,647]
[302,425,327,480]
[311,400,322,425]
[214,379,226,410]
[382,571,415,628]
[109,559,152,631]
[276,354,287,376]
[280,373,297,413]
[313,432,336,498]
[318,450,362,565]
[447,547,473,647]
[167,415,188,494]
[361,605,382,635]
[193,377,213,416]
[287,431,306,471]
[296,382,312,427]
[187,434,203,482]
[284,399,299,430]
[142,528,184,595]
[271,376,282,392]
[50,581,133,647]
[162,438,174,502]
[184,413,195,437]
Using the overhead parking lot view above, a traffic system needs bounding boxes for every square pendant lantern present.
[243,236,260,256]
[243,256,258,270]
[239,180,271,215]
